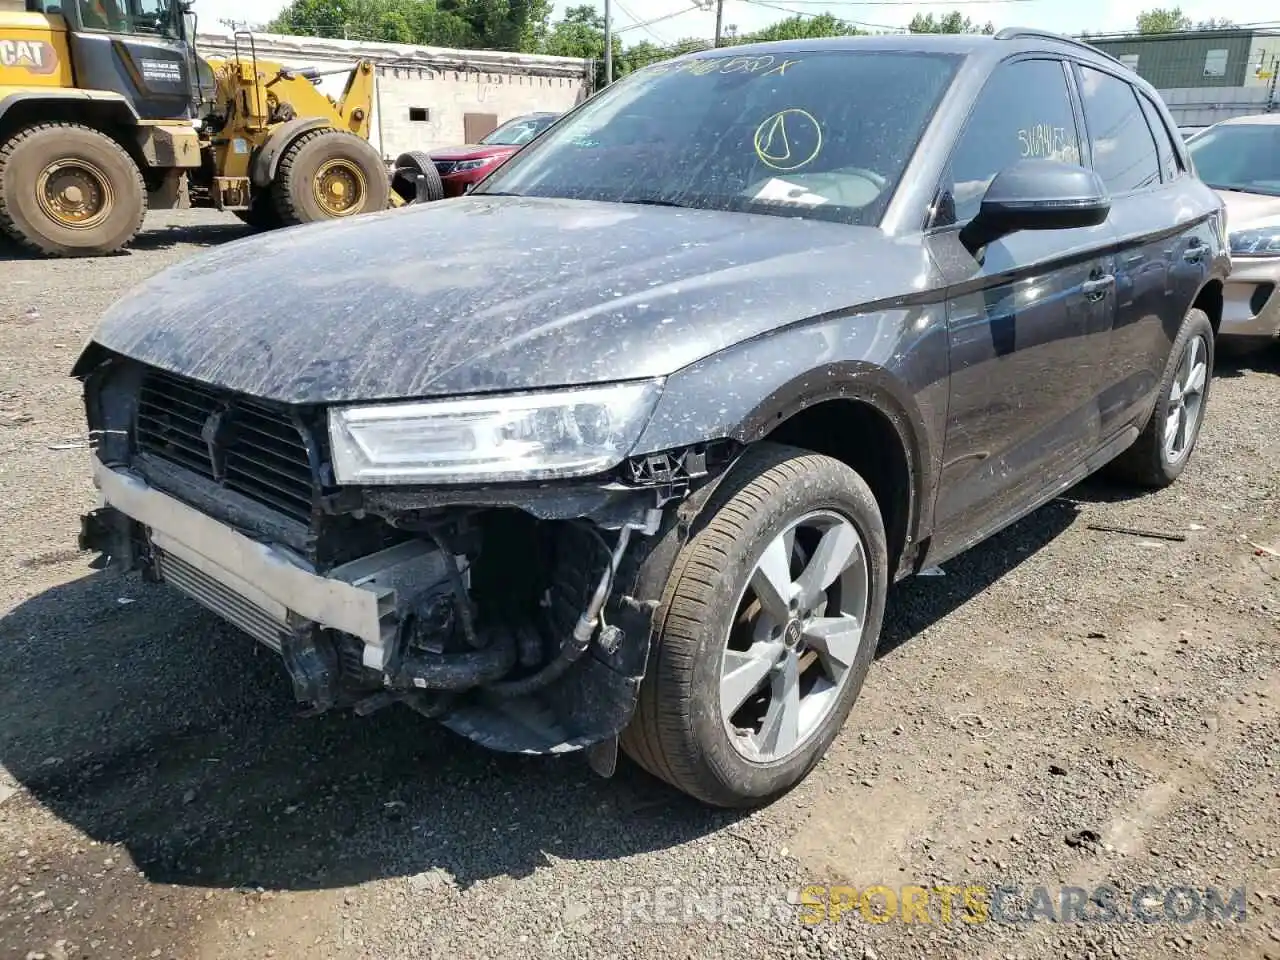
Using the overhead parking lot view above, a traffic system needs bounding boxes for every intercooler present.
[153,545,290,653]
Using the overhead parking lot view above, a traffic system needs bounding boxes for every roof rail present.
[993,27,1128,67]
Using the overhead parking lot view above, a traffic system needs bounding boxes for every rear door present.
[926,56,1117,558]
[1072,63,1212,439]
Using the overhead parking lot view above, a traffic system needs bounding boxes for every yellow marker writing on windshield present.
[753,108,823,172]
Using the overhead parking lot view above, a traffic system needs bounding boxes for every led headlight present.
[453,156,499,172]
[328,379,664,485]
[1229,225,1280,257]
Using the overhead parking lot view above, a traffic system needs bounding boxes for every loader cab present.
[31,0,194,119]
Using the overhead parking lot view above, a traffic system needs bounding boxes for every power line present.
[614,0,670,42]
[614,5,703,34]
[738,0,905,31]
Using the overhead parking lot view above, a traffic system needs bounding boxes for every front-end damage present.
[76,354,739,765]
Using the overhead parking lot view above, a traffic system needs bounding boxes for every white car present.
[1186,114,1280,347]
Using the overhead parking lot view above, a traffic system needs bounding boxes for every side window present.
[935,59,1082,228]
[1077,65,1161,194]
[1137,93,1181,182]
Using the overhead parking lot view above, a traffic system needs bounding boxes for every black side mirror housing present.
[960,160,1110,253]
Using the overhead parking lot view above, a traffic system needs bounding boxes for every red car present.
[427,112,561,197]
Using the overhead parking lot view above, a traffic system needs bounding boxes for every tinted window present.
[477,51,961,227]
[1186,123,1280,197]
[1137,93,1180,182]
[936,58,1082,227]
[1078,66,1161,193]
[78,0,177,35]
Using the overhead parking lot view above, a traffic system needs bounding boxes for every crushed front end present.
[75,355,735,758]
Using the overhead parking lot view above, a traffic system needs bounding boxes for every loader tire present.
[273,127,389,226]
[0,122,146,257]
[391,150,444,203]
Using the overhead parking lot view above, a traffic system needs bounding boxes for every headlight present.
[1229,226,1280,257]
[328,380,663,485]
[452,156,499,172]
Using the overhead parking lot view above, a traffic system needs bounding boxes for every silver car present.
[1186,114,1280,347]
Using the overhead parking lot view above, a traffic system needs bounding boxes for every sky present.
[198,0,1276,45]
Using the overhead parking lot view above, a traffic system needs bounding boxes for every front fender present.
[631,302,951,548]
[248,117,330,187]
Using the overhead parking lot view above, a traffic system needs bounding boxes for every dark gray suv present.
[74,29,1228,808]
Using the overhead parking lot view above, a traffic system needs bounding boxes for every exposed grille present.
[135,369,317,523]
[155,547,288,653]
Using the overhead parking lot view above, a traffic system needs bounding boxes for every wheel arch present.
[0,91,139,145]
[248,117,331,188]
[1191,276,1224,336]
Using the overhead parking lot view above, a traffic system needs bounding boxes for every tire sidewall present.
[1,126,144,255]
[1150,308,1215,482]
[674,453,888,802]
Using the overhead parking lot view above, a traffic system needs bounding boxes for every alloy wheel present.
[719,509,870,763]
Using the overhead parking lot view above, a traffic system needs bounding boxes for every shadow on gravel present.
[1215,343,1280,379]
[0,222,254,261]
[0,569,732,894]
[877,495,1080,657]
[0,497,1084,896]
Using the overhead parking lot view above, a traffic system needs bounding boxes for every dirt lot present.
[1,209,1278,960]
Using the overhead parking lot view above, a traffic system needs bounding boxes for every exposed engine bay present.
[77,357,737,760]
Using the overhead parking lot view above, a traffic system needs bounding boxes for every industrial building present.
[1089,27,1279,131]
[195,29,595,161]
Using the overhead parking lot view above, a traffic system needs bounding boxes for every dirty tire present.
[273,127,390,225]
[391,150,444,203]
[233,187,281,230]
[0,122,146,257]
[620,442,889,808]
[1104,307,1215,488]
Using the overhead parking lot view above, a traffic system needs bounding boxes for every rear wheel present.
[273,128,390,226]
[391,150,444,203]
[1105,307,1214,488]
[620,443,888,808]
[233,187,281,229]
[0,122,146,257]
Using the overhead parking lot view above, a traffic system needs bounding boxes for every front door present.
[925,56,1117,559]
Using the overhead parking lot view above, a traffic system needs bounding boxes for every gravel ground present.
[1,209,1278,960]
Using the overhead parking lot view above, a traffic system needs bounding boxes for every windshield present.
[476,50,961,226]
[1187,123,1280,197]
[481,115,557,146]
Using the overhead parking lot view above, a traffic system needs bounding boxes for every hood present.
[1217,188,1280,230]
[81,195,931,405]
[428,144,519,162]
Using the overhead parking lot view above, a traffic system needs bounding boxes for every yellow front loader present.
[0,1,408,257]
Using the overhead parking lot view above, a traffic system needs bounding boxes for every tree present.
[266,0,550,50]
[908,11,994,34]
[1194,17,1235,29]
[739,12,863,43]
[1136,7,1192,33]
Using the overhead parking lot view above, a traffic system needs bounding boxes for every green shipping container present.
[1089,30,1254,88]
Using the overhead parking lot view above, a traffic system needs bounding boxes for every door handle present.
[1182,245,1206,263]
[1082,274,1115,299]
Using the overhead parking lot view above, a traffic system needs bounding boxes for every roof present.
[674,27,1126,72]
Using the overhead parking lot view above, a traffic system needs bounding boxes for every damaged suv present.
[74,30,1227,808]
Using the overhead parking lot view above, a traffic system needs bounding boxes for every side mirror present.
[960,160,1110,253]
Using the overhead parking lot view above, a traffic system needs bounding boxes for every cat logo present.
[0,39,59,76]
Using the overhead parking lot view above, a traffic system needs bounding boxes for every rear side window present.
[935,58,1082,227]
[1137,93,1181,182]
[1078,66,1161,193]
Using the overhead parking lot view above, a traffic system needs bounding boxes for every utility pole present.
[603,0,612,86]
[714,0,725,47]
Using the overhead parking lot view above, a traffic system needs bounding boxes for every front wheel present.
[621,443,888,808]
[273,128,390,226]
